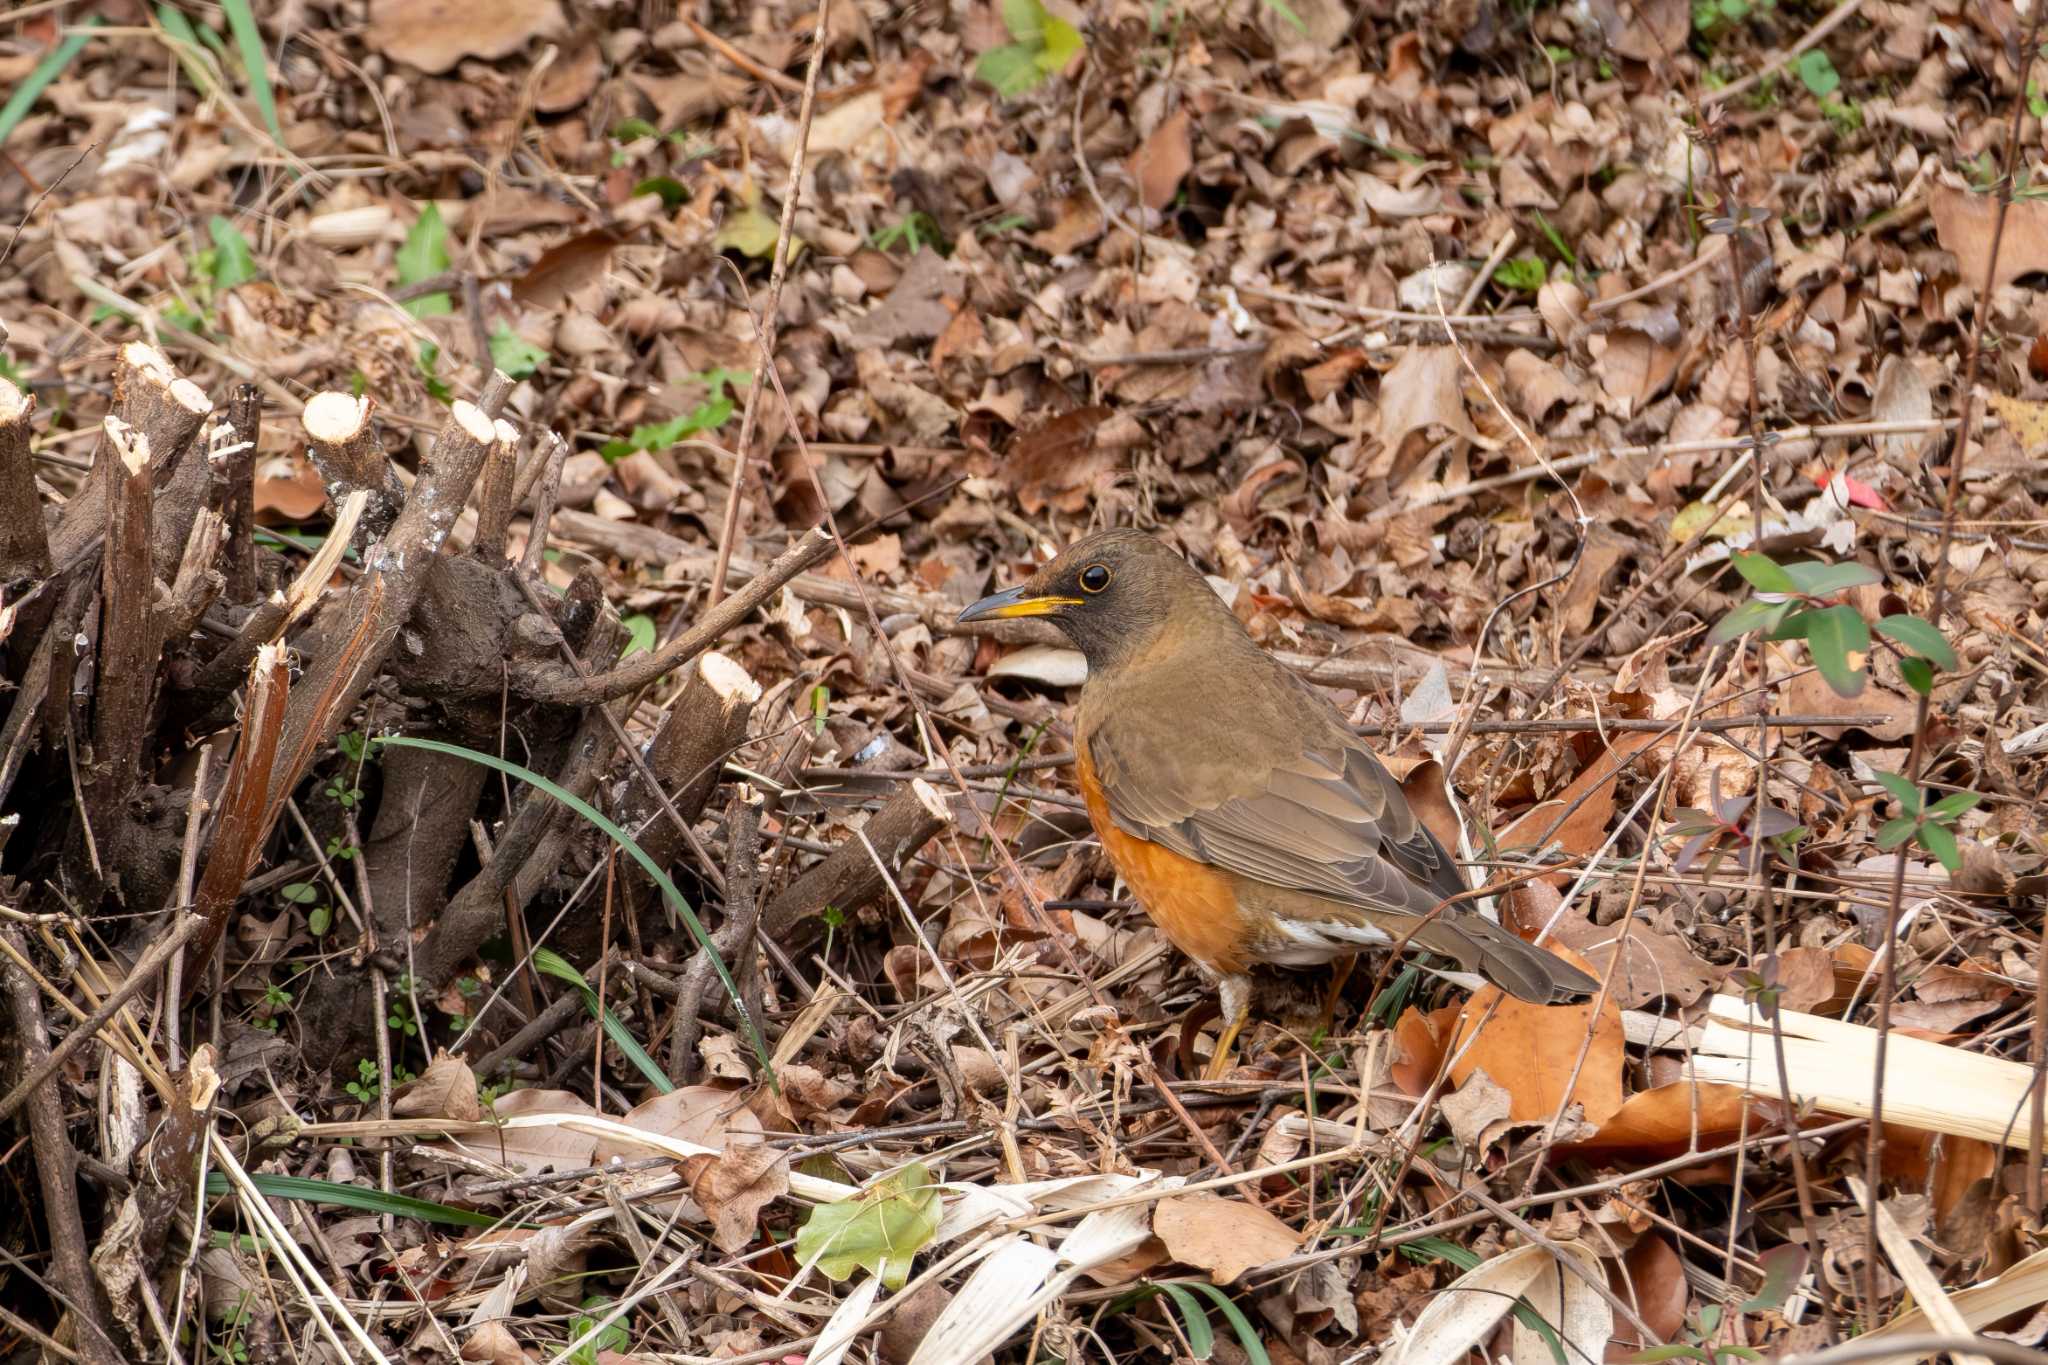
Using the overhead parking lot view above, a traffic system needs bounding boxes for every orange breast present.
[1075,744,1251,974]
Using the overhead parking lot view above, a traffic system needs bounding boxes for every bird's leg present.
[1204,972,1255,1080]
[1318,955,1356,1037]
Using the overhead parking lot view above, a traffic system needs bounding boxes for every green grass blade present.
[1157,1283,1216,1359]
[154,5,218,95]
[204,1171,515,1228]
[372,736,775,1086]
[0,17,102,150]
[218,0,287,160]
[531,946,672,1095]
[1186,1284,1269,1365]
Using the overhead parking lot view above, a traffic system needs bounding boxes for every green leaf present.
[1776,608,1834,646]
[610,117,661,141]
[203,1171,516,1228]
[397,203,452,317]
[1917,820,1960,873]
[1157,1283,1216,1359]
[0,17,101,151]
[220,0,287,164]
[307,905,332,936]
[1628,1348,1713,1364]
[1875,815,1918,850]
[1873,614,1958,670]
[416,340,453,403]
[1899,655,1934,696]
[1185,1284,1272,1365]
[975,42,1043,96]
[1740,1244,1807,1314]
[1796,49,1840,97]
[1925,791,1983,822]
[569,1296,631,1365]
[1780,559,1880,597]
[796,1163,942,1289]
[488,325,547,380]
[999,0,1046,42]
[1492,255,1548,291]
[156,5,218,95]
[632,175,689,209]
[1730,551,1796,594]
[1804,603,1869,697]
[531,947,671,1095]
[1708,597,1791,645]
[205,215,261,289]
[1037,15,1085,73]
[620,613,656,659]
[1871,770,1920,811]
[372,737,775,1084]
[280,881,319,904]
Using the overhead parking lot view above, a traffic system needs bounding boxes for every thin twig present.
[706,3,831,607]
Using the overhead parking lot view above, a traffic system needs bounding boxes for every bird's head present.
[957,528,1230,670]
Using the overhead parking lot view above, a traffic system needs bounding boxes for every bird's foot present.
[1202,973,1255,1081]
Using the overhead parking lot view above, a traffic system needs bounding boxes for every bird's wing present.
[1083,709,1466,917]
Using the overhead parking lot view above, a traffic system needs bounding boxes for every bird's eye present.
[1078,563,1111,593]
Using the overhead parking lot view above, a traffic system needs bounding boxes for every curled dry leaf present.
[390,1050,481,1122]
[1153,1193,1302,1284]
[1440,1066,1513,1152]
[1376,346,1474,452]
[680,1144,790,1253]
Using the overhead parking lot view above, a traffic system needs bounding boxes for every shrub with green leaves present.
[1709,552,1956,699]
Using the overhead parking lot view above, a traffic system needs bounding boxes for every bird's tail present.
[1407,913,1597,1004]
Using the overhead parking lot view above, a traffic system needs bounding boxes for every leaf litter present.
[1,0,2047,1362]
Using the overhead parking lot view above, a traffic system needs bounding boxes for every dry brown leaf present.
[1001,406,1119,514]
[680,1145,790,1253]
[853,249,962,346]
[1556,525,1630,637]
[1612,1234,1691,1354]
[1586,0,1686,59]
[1129,109,1193,213]
[1033,193,1106,255]
[460,1321,528,1365]
[1891,963,2014,1032]
[1391,1001,1460,1093]
[365,0,564,73]
[1870,354,1934,458]
[593,1085,759,1165]
[466,1090,599,1175]
[390,1051,481,1122]
[1517,880,1717,1009]
[1441,1066,1513,1151]
[1564,1081,1774,1155]
[1586,324,1679,412]
[1153,1194,1302,1284]
[253,453,327,522]
[1932,185,2048,293]
[510,230,619,309]
[1386,756,1464,856]
[1502,349,1585,424]
[1498,731,1659,856]
[1448,946,1625,1128]
[1376,346,1473,451]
